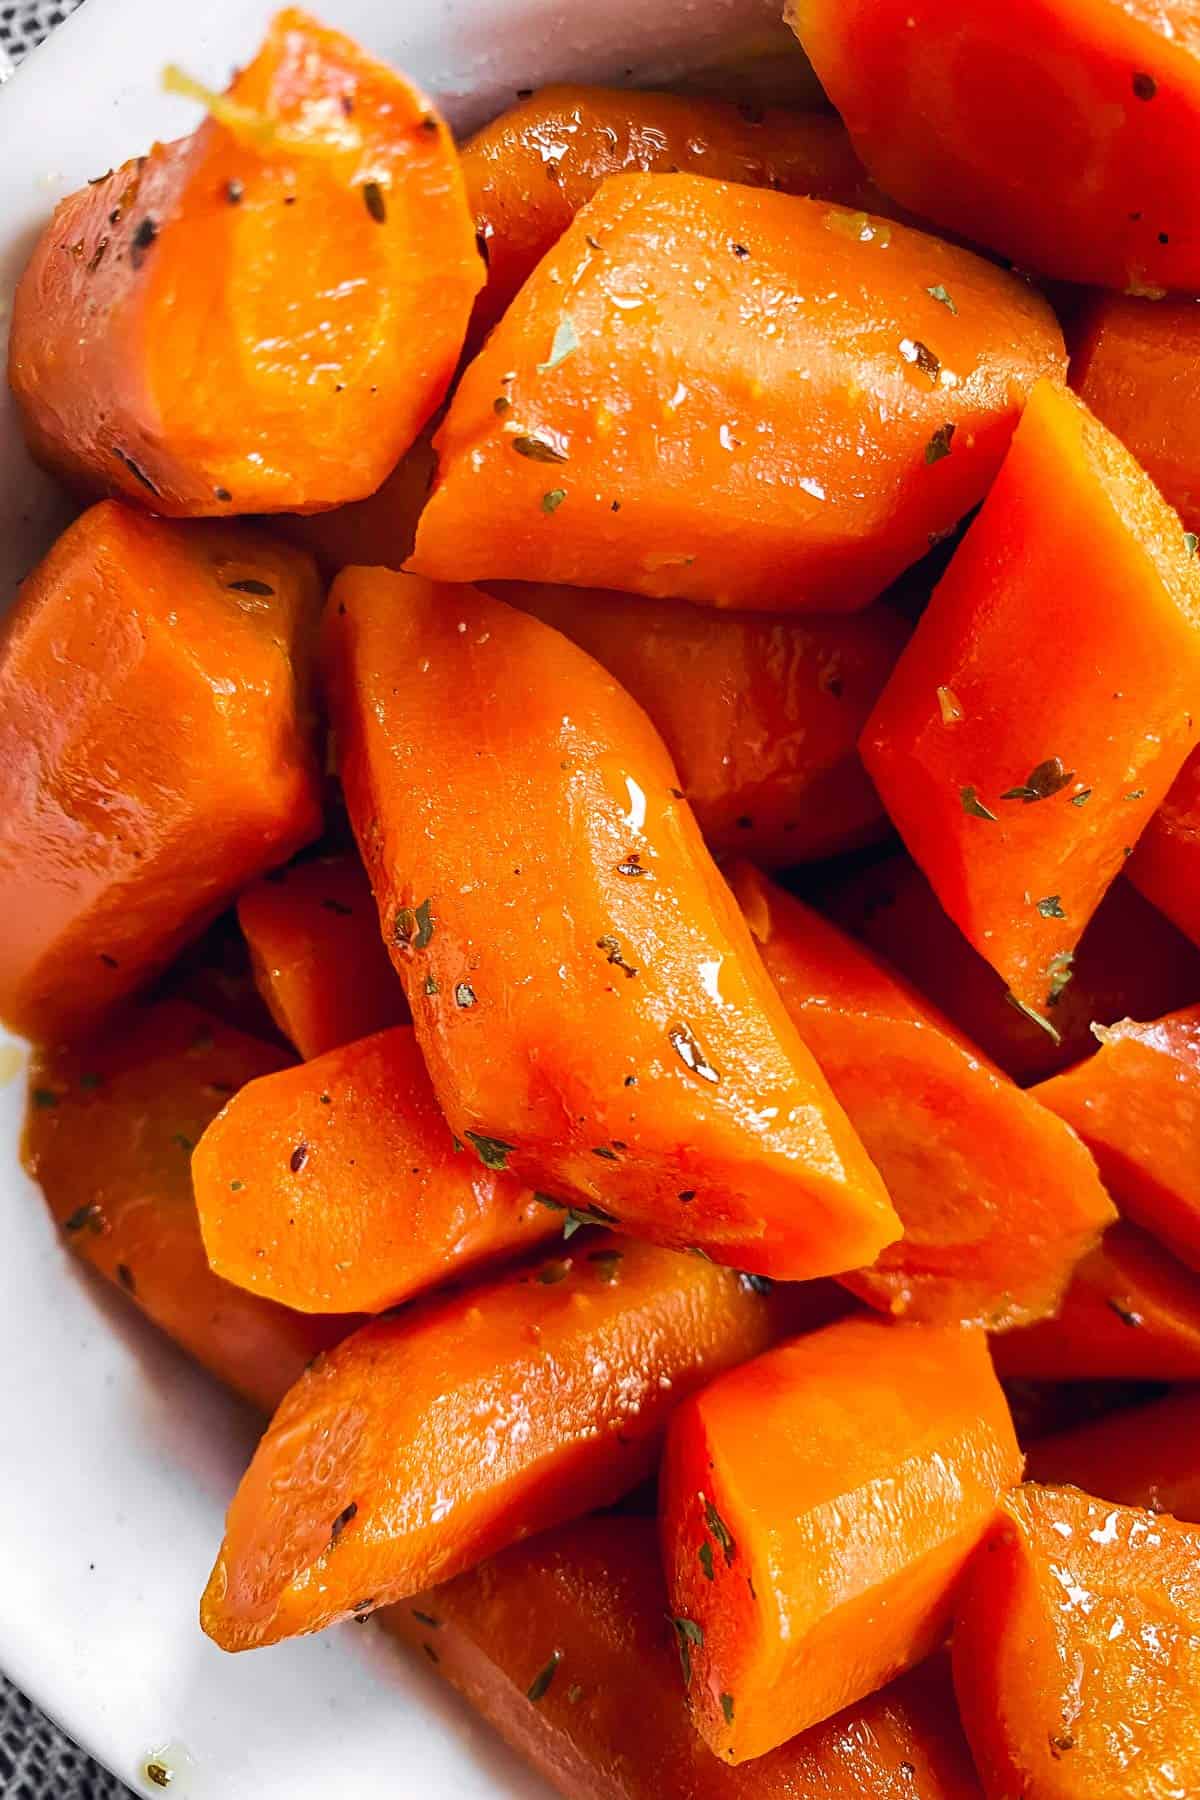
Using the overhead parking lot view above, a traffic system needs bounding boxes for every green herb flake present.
[960,785,997,822]
[1000,757,1075,804]
[567,1683,584,1704]
[172,1133,195,1153]
[394,898,435,950]
[1005,991,1063,1044]
[227,578,274,596]
[1186,532,1199,558]
[538,316,578,373]
[64,1204,100,1234]
[1070,788,1092,808]
[927,283,957,314]
[32,1088,59,1109]
[464,1130,515,1171]
[720,1693,736,1725]
[699,1541,715,1582]
[670,1616,705,1684]
[527,1650,562,1703]
[362,180,387,223]
[704,1498,737,1566]
[925,422,955,464]
[512,431,569,465]
[597,932,637,978]
[411,1609,441,1629]
[230,1179,244,1192]
[1124,788,1146,801]
[1035,895,1066,919]
[424,974,440,996]
[542,488,567,514]
[493,395,511,416]
[537,1258,571,1285]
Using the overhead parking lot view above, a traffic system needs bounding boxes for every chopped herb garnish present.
[424,974,440,996]
[454,982,477,1008]
[1005,991,1062,1044]
[699,1541,715,1582]
[668,1023,720,1085]
[172,1133,195,1152]
[464,1130,515,1170]
[1132,71,1158,101]
[596,933,637,978]
[925,422,955,464]
[1108,1297,1144,1328]
[538,316,578,373]
[720,1693,735,1725]
[290,1143,309,1173]
[230,1179,244,1192]
[592,1145,618,1160]
[670,1616,704,1684]
[1000,757,1074,803]
[960,786,997,821]
[535,1194,617,1239]
[1186,532,1199,558]
[512,431,569,465]
[227,578,275,596]
[32,1088,59,1109]
[423,1641,439,1663]
[493,395,511,415]
[729,240,750,259]
[542,488,567,514]
[362,180,387,223]
[900,337,940,380]
[704,1498,737,1566]
[394,898,435,949]
[537,1259,570,1285]
[1035,895,1066,919]
[114,448,161,495]
[214,487,233,503]
[411,1609,441,1629]
[1070,788,1092,807]
[527,1649,562,1702]
[329,1501,358,1549]
[130,216,158,267]
[225,178,244,204]
[1124,788,1146,801]
[927,284,957,314]
[64,1204,101,1234]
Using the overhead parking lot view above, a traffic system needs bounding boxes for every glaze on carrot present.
[410,174,1064,610]
[1026,1388,1200,1522]
[1129,745,1200,949]
[322,571,898,1280]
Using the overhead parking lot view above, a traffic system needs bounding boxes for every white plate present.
[0,0,782,1793]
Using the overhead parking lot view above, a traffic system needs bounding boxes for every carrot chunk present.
[1129,745,1200,949]
[0,500,322,1042]
[410,174,1064,611]
[322,571,898,1279]
[862,380,1200,1022]
[953,1484,1200,1799]
[7,9,481,514]
[200,1236,775,1650]
[659,1315,1020,1761]
[1026,1389,1200,1521]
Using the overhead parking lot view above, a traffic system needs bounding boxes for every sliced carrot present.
[1026,1388,1200,1521]
[0,500,322,1043]
[7,9,481,514]
[952,1484,1200,1799]
[1129,745,1200,949]
[237,852,407,1059]
[410,174,1064,611]
[22,999,353,1411]
[659,1315,1020,1761]
[992,1222,1200,1381]
[193,1024,556,1314]
[791,0,1200,290]
[862,379,1200,1021]
[322,571,898,1280]
[823,853,1200,1085]
[200,1235,776,1650]
[499,582,907,865]
[384,1515,982,1799]
[269,422,438,575]
[731,863,1114,1329]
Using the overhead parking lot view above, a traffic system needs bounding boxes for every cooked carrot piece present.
[410,174,1064,611]
[7,9,481,515]
[862,380,1200,1023]
[270,423,438,575]
[992,1223,1200,1382]
[237,853,407,1059]
[1129,746,1200,949]
[731,863,1114,1329]
[383,1515,983,1799]
[790,0,1200,291]
[823,853,1200,1086]
[193,1024,556,1314]
[22,1000,353,1411]
[463,84,883,336]
[500,582,907,865]
[659,1315,1021,1761]
[200,1236,775,1650]
[0,500,322,1043]
[1026,1388,1200,1521]
[952,1484,1200,1799]
[322,572,897,1279]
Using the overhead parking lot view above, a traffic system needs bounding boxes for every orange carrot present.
[237,852,407,1059]
[952,1484,1200,1799]
[7,10,481,515]
[992,1222,1200,1382]
[1129,745,1200,949]
[659,1315,1021,1761]
[193,1024,556,1314]
[499,582,907,865]
[1026,1388,1200,1521]
[410,174,1064,611]
[862,379,1200,1023]
[731,862,1114,1329]
[823,853,1200,1085]
[200,1235,776,1650]
[22,1000,353,1411]
[322,571,898,1280]
[791,0,1200,291]
[0,500,322,1043]
[384,1515,983,1799]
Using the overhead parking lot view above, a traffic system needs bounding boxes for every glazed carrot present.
[463,84,884,336]
[22,1000,353,1412]
[200,1235,775,1650]
[992,1223,1200,1382]
[410,175,1064,611]
[823,854,1200,1085]
[384,1516,983,1799]
[1026,1388,1200,1520]
[862,379,1200,1022]
[237,853,407,1059]
[731,863,1114,1329]
[1036,1004,1200,1272]
[0,500,322,1043]
[500,582,907,865]
[7,9,481,515]
[952,1484,1200,1799]
[193,1025,556,1314]
[791,0,1200,291]
[659,1315,1021,1761]
[323,572,897,1279]
[270,423,438,575]
[1129,745,1200,949]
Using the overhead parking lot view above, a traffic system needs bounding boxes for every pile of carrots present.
[8,5,1200,1794]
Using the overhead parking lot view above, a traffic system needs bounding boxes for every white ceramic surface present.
[0,0,783,1793]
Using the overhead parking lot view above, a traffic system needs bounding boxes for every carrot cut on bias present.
[500,582,907,866]
[730,863,1114,1329]
[1026,1388,1200,1522]
[237,852,407,1059]
[200,1235,775,1650]
[22,1000,354,1412]
[952,1484,1200,1800]
[8,9,482,515]
[384,1516,983,1799]
[862,379,1200,1021]
[0,500,323,1043]
[659,1315,1021,1762]
[193,1025,556,1314]
[1129,745,1200,949]
[322,571,898,1280]
[410,174,1064,612]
